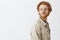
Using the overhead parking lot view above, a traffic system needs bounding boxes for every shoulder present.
[30,19,42,32]
[33,19,42,31]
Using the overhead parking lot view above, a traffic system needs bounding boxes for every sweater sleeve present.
[30,23,42,40]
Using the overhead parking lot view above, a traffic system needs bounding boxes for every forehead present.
[39,4,48,9]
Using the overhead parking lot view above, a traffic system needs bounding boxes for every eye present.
[44,8,48,11]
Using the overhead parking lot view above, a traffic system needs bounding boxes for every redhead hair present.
[37,1,52,12]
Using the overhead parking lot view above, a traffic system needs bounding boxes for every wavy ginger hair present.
[37,1,52,12]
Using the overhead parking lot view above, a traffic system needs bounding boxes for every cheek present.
[38,11,42,14]
[45,11,49,14]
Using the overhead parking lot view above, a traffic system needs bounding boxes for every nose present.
[42,9,45,13]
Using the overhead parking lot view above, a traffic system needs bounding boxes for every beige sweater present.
[30,18,50,40]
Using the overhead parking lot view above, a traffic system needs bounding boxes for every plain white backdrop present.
[0,0,60,40]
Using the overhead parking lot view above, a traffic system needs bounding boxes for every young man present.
[30,1,52,40]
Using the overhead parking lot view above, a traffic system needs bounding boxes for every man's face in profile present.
[38,4,50,18]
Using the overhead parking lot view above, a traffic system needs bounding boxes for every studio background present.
[0,0,60,40]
